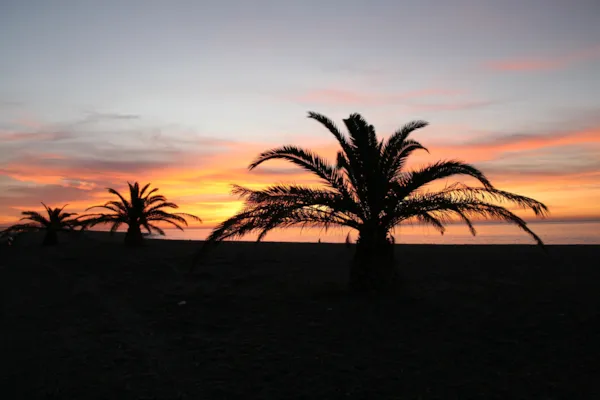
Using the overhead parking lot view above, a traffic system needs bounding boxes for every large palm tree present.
[82,182,201,246]
[1,203,80,245]
[197,112,549,291]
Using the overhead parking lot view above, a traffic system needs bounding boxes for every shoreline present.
[5,229,600,247]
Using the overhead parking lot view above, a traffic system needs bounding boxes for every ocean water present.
[150,221,600,245]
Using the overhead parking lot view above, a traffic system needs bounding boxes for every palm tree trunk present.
[125,224,144,246]
[43,229,58,246]
[349,229,396,292]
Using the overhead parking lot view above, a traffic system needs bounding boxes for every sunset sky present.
[1,0,599,229]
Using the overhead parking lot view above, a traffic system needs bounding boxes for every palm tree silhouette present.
[82,182,201,246]
[197,112,549,291]
[1,203,80,245]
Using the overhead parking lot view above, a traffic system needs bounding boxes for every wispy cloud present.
[1,109,600,225]
[484,44,600,72]
[83,111,140,121]
[0,130,74,143]
[405,100,499,112]
[476,145,600,177]
[432,128,600,160]
[289,88,498,113]
[0,100,24,108]
[0,112,142,144]
[291,88,462,106]
[0,183,97,209]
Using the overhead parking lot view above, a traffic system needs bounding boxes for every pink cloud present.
[0,130,72,142]
[485,44,600,72]
[437,128,600,156]
[2,111,600,225]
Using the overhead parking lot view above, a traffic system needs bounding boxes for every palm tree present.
[0,203,80,245]
[82,182,201,246]
[197,112,549,292]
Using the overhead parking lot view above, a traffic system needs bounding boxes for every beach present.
[1,233,599,398]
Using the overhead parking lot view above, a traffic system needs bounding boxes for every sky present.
[1,0,599,230]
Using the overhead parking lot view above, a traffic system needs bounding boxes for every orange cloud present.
[293,126,600,166]
[485,44,600,72]
[0,139,320,226]
[1,121,599,228]
[427,128,600,162]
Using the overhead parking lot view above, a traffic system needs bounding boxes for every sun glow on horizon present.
[1,121,599,229]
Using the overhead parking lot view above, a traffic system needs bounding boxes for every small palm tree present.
[0,203,80,245]
[197,112,549,292]
[82,182,201,246]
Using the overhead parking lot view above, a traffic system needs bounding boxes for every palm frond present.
[2,222,41,234]
[80,214,125,229]
[139,182,152,197]
[144,187,160,198]
[20,211,49,226]
[144,203,178,216]
[128,182,140,201]
[148,223,166,235]
[341,114,388,218]
[206,204,353,244]
[105,201,128,213]
[207,184,361,245]
[41,202,52,215]
[86,204,122,213]
[145,195,169,208]
[343,113,378,154]
[395,195,545,245]
[307,111,352,154]
[249,146,346,190]
[395,160,494,202]
[109,221,124,233]
[173,212,202,223]
[54,203,69,215]
[232,184,359,223]
[107,187,131,209]
[146,211,189,225]
[141,221,153,234]
[385,121,429,151]
[148,218,187,231]
[437,185,549,217]
[58,212,78,221]
[415,212,447,235]
[342,115,377,182]
[382,139,429,181]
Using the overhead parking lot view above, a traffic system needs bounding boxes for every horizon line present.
[3,216,599,231]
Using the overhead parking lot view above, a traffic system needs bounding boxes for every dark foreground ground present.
[1,233,599,399]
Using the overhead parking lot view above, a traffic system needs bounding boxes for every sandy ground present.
[1,232,599,399]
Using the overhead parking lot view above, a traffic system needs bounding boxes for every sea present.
[149,221,600,245]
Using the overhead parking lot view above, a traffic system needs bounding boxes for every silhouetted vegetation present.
[81,182,201,246]
[0,203,80,245]
[197,112,549,291]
